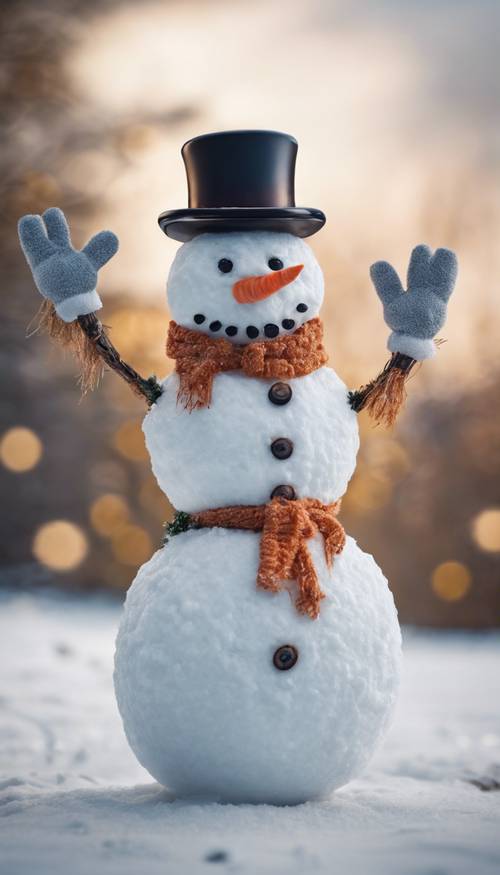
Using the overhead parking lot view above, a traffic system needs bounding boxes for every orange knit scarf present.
[191,497,345,620]
[166,317,328,410]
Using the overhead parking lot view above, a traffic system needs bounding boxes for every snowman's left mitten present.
[370,245,458,360]
[18,207,119,323]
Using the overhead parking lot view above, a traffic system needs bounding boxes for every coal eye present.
[273,644,299,671]
[218,258,233,273]
[268,257,284,271]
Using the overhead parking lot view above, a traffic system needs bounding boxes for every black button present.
[271,438,293,460]
[296,303,308,313]
[282,319,295,330]
[264,323,279,338]
[246,325,259,339]
[209,320,222,332]
[194,313,205,324]
[273,644,299,671]
[268,382,292,406]
[270,485,296,500]
[218,258,233,273]
[225,325,238,336]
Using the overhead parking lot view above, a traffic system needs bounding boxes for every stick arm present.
[77,313,162,406]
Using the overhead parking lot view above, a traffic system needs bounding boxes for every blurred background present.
[1,0,499,626]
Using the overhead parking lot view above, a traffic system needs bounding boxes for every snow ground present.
[0,590,499,875]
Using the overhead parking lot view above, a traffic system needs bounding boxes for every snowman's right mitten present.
[370,244,458,360]
[18,207,118,322]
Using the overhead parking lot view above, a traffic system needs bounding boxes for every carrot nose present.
[232,264,303,304]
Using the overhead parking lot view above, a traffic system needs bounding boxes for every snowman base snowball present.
[114,528,401,804]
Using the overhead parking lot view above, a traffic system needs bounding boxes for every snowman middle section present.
[143,365,360,512]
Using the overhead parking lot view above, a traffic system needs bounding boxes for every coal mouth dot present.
[197,312,308,339]
[264,323,279,338]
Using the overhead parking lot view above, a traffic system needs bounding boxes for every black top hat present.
[158,130,326,242]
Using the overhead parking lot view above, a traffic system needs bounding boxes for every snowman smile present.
[192,302,309,339]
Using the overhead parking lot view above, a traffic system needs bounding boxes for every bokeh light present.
[431,561,472,602]
[0,427,42,473]
[112,524,153,566]
[33,520,89,571]
[139,476,173,521]
[471,509,500,553]
[113,419,149,461]
[108,307,168,375]
[90,494,129,537]
[342,467,392,513]
[364,438,410,480]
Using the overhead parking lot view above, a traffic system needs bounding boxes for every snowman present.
[18,130,457,804]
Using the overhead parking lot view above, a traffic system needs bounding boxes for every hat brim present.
[158,207,326,242]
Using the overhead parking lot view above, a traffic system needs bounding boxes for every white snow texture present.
[115,231,402,803]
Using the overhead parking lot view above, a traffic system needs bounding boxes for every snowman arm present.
[348,245,458,427]
[32,301,162,404]
[77,313,163,405]
[18,209,162,405]
[348,352,417,427]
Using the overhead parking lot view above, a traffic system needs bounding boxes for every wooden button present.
[273,644,299,671]
[271,438,293,460]
[270,485,296,500]
[268,382,292,406]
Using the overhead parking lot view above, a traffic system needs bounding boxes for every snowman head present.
[166,231,324,343]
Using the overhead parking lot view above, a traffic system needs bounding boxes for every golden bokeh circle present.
[472,508,500,552]
[139,476,172,520]
[90,493,129,537]
[343,467,392,513]
[431,561,471,602]
[33,520,88,571]
[113,419,149,461]
[0,427,43,472]
[112,524,153,566]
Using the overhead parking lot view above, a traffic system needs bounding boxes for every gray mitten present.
[18,207,118,322]
[370,244,458,360]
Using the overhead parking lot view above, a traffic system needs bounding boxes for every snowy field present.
[0,589,499,875]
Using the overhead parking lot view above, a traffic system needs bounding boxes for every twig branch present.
[348,352,417,426]
[77,313,162,406]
